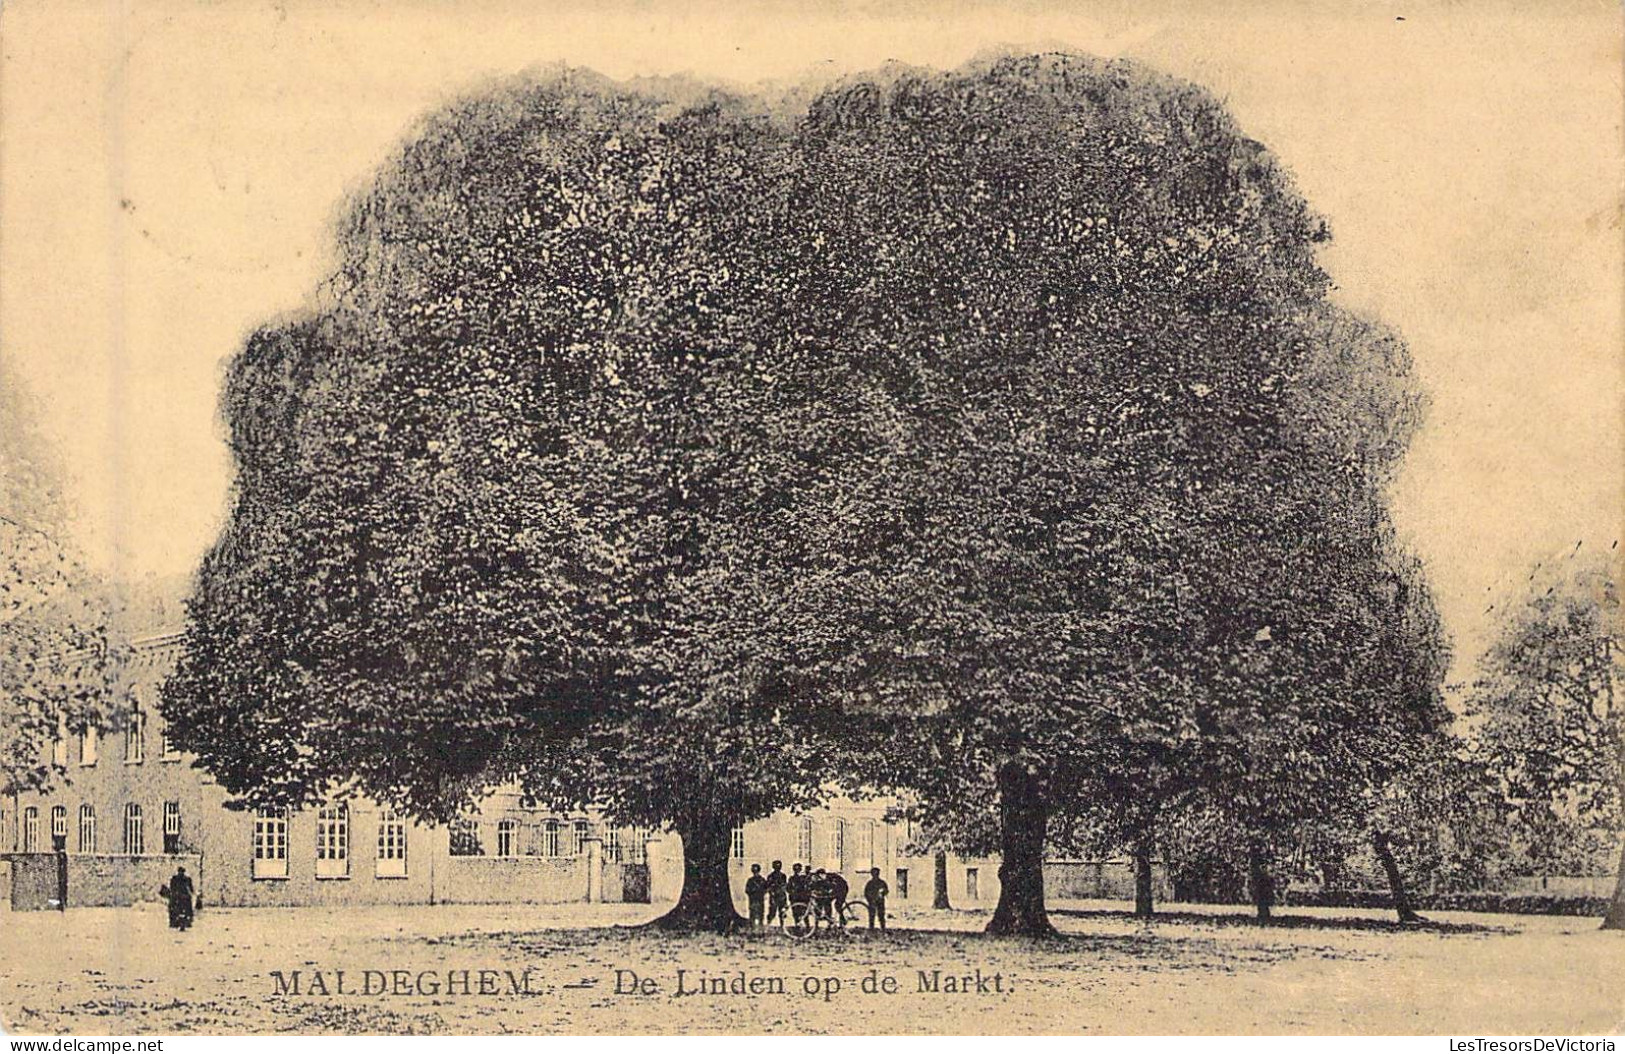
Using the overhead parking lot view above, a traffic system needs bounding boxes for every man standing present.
[764,860,789,930]
[744,863,768,933]
[786,862,812,930]
[160,865,195,931]
[863,867,889,932]
[810,868,835,925]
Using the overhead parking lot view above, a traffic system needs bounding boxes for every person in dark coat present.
[863,867,889,931]
[160,865,195,930]
[744,863,768,932]
[764,860,789,930]
[827,870,851,926]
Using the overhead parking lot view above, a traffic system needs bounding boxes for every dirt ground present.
[0,899,1620,1035]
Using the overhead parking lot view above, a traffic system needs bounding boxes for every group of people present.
[743,860,889,932]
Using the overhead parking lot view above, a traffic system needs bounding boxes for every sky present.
[1,0,1620,679]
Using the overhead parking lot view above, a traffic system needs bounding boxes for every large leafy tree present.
[163,72,873,930]
[0,358,116,796]
[1470,546,1623,929]
[784,54,1435,934]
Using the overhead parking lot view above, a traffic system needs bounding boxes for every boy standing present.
[745,863,768,932]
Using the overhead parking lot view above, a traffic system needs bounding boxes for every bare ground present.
[1,900,1620,1035]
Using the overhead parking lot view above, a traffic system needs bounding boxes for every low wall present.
[1481,875,1617,898]
[9,854,62,911]
[439,856,587,904]
[5,853,202,910]
[1044,859,1173,902]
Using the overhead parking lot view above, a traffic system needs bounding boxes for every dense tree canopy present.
[163,71,886,929]
[165,54,1451,936]
[777,55,1442,932]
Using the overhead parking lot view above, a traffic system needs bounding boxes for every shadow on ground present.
[1050,906,1509,936]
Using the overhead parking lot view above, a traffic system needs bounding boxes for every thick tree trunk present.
[1373,829,1424,924]
[1132,833,1155,918]
[932,850,952,910]
[1603,830,1625,930]
[986,761,1057,937]
[647,816,747,934]
[1248,843,1275,922]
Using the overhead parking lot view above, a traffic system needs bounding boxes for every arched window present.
[496,819,518,858]
[77,804,96,853]
[541,819,561,858]
[123,803,143,855]
[316,804,349,877]
[22,807,38,852]
[124,703,145,763]
[831,818,847,869]
[376,810,408,877]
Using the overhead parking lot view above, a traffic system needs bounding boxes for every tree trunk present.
[1373,829,1424,924]
[1248,843,1274,922]
[647,816,747,934]
[1132,833,1155,918]
[1606,743,1625,930]
[986,760,1057,936]
[932,850,952,910]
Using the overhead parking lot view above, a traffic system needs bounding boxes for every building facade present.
[2,631,946,912]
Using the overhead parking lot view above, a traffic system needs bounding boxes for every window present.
[316,804,349,878]
[123,804,144,855]
[797,817,813,862]
[572,819,590,856]
[965,867,980,900]
[77,804,96,853]
[79,725,98,766]
[541,819,561,858]
[124,706,145,763]
[496,819,517,858]
[253,808,289,878]
[449,819,483,857]
[603,826,622,863]
[896,868,910,900]
[159,720,178,759]
[51,805,67,844]
[376,811,407,877]
[624,828,647,864]
[731,826,746,860]
[52,713,68,767]
[163,802,181,854]
[22,807,38,852]
[831,818,847,868]
[861,820,877,867]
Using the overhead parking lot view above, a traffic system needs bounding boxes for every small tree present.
[1470,545,1622,929]
[1,359,116,796]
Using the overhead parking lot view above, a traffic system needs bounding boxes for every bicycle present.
[788,897,868,940]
